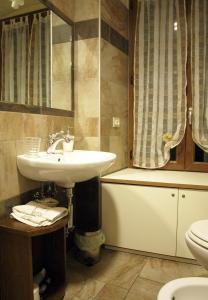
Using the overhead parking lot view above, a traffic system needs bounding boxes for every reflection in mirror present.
[0,0,73,112]
[52,13,72,111]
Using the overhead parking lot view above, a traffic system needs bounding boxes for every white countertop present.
[102,168,208,189]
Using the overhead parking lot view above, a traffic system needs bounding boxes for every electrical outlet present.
[112,117,120,128]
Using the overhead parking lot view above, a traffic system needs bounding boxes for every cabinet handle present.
[171,193,175,197]
[182,194,185,198]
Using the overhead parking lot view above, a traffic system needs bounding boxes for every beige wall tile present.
[104,136,128,172]
[52,43,71,81]
[0,140,39,203]
[75,117,100,137]
[0,111,24,141]
[100,40,128,172]
[75,137,100,151]
[74,0,99,22]
[101,40,128,85]
[101,0,128,39]
[75,78,100,118]
[50,0,99,23]
[52,81,72,111]
[101,80,128,118]
[47,115,74,135]
[23,113,49,138]
[0,141,19,201]
[49,0,75,21]
[74,38,99,81]
[52,42,72,111]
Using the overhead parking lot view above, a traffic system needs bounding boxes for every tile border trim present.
[101,20,129,55]
[74,18,128,55]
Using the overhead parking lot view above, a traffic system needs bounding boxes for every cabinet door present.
[102,183,178,256]
[177,189,208,258]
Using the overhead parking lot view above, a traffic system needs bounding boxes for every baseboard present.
[104,244,198,265]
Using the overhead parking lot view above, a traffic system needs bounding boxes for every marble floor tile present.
[64,266,86,299]
[68,248,147,289]
[65,275,104,300]
[74,279,105,300]
[95,283,128,300]
[125,277,162,300]
[64,249,208,299]
[140,257,208,284]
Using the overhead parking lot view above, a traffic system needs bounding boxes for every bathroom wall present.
[0,0,129,216]
[0,0,74,216]
[51,0,129,169]
[100,0,129,172]
[73,0,129,170]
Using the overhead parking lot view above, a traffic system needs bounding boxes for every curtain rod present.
[0,8,49,23]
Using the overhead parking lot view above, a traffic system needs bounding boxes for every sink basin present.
[17,150,116,188]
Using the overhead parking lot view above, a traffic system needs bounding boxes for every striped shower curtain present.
[191,0,208,152]
[133,0,187,168]
[1,17,29,104]
[28,12,51,107]
[0,12,51,107]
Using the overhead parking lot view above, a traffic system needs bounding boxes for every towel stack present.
[10,201,68,227]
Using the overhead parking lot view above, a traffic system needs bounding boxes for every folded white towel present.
[12,201,68,222]
[11,201,68,227]
[10,210,68,227]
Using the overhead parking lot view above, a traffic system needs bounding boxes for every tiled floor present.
[64,248,208,300]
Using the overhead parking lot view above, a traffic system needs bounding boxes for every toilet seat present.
[187,220,208,249]
[187,231,208,250]
[157,277,208,300]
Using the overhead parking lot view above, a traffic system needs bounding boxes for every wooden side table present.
[0,216,68,300]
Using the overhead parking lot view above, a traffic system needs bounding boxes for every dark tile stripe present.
[74,18,128,55]
[74,19,99,41]
[52,24,72,44]
[101,19,129,55]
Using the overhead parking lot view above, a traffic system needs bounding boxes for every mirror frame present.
[0,0,74,117]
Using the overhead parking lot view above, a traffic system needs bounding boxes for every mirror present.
[0,0,73,114]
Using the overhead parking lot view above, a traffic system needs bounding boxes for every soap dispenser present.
[63,128,74,152]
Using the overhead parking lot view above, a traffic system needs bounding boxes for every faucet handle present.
[48,133,55,146]
[64,127,74,143]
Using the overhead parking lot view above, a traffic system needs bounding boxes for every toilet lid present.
[190,220,208,243]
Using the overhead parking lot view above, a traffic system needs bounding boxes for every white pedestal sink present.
[17,150,116,188]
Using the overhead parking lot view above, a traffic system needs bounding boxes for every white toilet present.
[185,219,208,270]
[158,219,208,300]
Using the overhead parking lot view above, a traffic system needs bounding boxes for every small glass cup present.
[24,137,41,157]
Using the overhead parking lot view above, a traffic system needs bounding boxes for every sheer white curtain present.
[0,12,51,107]
[191,0,208,152]
[28,11,51,107]
[133,0,187,168]
[1,17,29,104]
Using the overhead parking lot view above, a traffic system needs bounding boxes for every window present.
[129,0,208,172]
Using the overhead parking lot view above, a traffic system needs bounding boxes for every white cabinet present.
[102,183,178,256]
[102,184,208,258]
[177,189,208,259]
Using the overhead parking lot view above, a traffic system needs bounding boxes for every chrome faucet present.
[47,130,73,154]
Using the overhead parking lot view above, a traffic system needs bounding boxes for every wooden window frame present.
[128,0,208,172]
